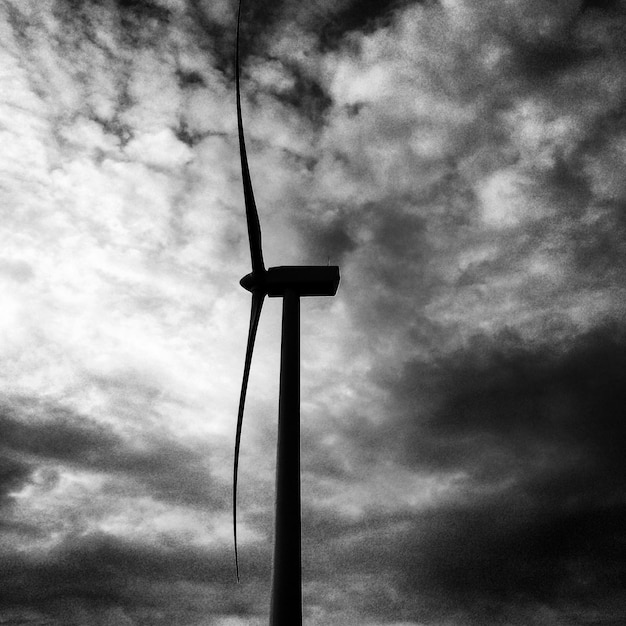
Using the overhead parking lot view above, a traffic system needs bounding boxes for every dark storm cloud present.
[386,500,626,624]
[392,322,626,483]
[0,396,264,623]
[0,401,245,622]
[580,0,624,14]
[0,402,115,510]
[0,455,31,504]
[330,322,626,621]
[0,531,270,623]
[0,398,226,510]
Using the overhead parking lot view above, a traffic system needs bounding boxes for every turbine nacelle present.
[240,265,340,297]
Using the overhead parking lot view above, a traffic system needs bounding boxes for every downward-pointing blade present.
[236,0,265,275]
[233,289,265,582]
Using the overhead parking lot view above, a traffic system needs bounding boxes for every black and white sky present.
[1,0,626,624]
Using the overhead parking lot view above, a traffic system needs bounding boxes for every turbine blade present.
[233,289,265,582]
[236,0,265,275]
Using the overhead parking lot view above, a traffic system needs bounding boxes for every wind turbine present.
[233,2,340,624]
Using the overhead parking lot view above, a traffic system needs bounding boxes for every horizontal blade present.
[236,0,265,275]
[233,289,265,582]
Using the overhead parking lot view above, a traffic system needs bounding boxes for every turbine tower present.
[232,2,340,625]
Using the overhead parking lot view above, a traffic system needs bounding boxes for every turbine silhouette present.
[233,2,340,624]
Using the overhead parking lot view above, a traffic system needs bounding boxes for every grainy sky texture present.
[1,0,626,624]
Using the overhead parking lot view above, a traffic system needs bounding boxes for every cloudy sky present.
[1,0,626,624]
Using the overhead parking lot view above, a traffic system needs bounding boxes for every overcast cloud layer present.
[1,0,626,624]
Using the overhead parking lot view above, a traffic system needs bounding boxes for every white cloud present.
[477,168,541,228]
[124,128,194,168]
[123,49,182,132]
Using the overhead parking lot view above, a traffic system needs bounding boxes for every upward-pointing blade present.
[233,289,265,582]
[236,0,265,275]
